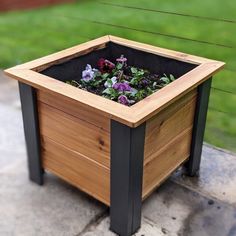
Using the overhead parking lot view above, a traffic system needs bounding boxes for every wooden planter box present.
[5,36,224,236]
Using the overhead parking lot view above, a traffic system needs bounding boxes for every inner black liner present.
[41,42,197,83]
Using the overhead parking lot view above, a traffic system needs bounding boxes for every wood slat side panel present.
[37,90,110,132]
[38,101,110,168]
[142,128,192,198]
[144,89,197,163]
[42,136,110,205]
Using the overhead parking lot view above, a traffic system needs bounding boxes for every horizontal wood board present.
[38,87,197,205]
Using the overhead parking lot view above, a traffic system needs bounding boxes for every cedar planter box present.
[5,36,224,236]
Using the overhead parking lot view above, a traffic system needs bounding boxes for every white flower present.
[104,76,117,88]
[82,64,96,82]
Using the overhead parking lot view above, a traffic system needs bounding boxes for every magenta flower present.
[116,55,127,63]
[113,82,131,92]
[118,95,129,105]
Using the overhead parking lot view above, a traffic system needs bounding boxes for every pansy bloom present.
[98,58,115,74]
[113,82,131,92]
[118,95,129,105]
[116,55,127,64]
[82,64,97,82]
[66,54,175,107]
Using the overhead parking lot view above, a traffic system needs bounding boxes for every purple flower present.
[113,82,131,92]
[82,64,97,82]
[118,95,129,105]
[141,79,149,86]
[116,55,127,63]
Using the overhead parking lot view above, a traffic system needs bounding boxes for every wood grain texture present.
[38,101,110,168]
[144,89,197,163]
[5,35,224,127]
[37,90,110,132]
[7,69,134,126]
[142,127,192,198]
[4,35,224,206]
[42,136,110,205]
[38,85,197,204]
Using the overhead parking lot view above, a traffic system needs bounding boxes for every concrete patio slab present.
[142,181,236,236]
[81,217,165,236]
[0,160,107,236]
[1,71,236,236]
[0,104,26,169]
[172,145,236,206]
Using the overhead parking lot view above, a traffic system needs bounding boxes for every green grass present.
[0,0,235,152]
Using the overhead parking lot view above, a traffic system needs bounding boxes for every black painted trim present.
[186,78,212,176]
[19,82,44,185]
[110,120,146,236]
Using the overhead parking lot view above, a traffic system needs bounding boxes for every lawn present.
[0,0,235,152]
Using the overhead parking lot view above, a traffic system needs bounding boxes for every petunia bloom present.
[116,55,127,63]
[113,82,131,92]
[118,95,129,105]
[98,58,115,74]
[82,64,97,82]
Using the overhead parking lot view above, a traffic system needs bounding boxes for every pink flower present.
[116,55,127,63]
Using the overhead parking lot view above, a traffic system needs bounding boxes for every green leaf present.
[130,77,137,85]
[102,73,110,79]
[146,87,153,95]
[116,63,123,70]
[70,80,81,87]
[160,77,170,84]
[170,74,175,82]
[131,67,138,74]
[102,88,113,95]
[105,79,113,87]
[137,70,145,76]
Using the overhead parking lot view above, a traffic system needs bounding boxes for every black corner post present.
[110,120,146,236]
[186,78,212,177]
[19,82,44,185]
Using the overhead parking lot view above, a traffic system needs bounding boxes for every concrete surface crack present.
[75,208,109,236]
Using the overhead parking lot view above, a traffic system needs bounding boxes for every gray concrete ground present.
[0,70,236,236]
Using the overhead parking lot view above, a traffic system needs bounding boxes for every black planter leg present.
[186,78,212,177]
[110,120,146,236]
[19,82,44,185]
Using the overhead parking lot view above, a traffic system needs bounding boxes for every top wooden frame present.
[5,35,225,127]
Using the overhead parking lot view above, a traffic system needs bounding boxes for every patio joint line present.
[170,178,236,208]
